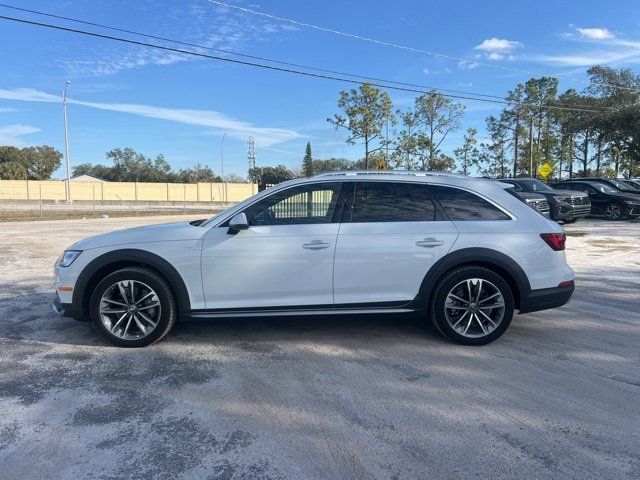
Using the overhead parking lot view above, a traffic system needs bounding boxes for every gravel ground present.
[0,215,638,480]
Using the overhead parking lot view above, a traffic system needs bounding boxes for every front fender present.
[71,249,192,321]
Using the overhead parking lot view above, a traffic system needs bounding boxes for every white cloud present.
[0,88,300,147]
[0,88,59,103]
[423,67,452,75]
[59,4,299,77]
[457,60,480,70]
[0,107,17,112]
[576,27,614,40]
[475,38,522,52]
[532,37,640,67]
[0,124,40,146]
[474,38,522,60]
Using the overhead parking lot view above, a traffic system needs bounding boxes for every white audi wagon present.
[53,171,575,347]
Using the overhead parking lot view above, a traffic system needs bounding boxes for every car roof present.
[305,170,512,188]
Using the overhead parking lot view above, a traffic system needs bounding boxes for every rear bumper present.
[518,282,575,314]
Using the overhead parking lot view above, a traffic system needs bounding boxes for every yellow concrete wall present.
[0,180,257,202]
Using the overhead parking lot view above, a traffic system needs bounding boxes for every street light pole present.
[221,133,227,204]
[62,80,72,203]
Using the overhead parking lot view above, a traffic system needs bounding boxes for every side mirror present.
[228,212,249,234]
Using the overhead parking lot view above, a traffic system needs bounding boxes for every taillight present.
[540,233,566,251]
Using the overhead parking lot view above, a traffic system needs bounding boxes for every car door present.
[200,181,345,310]
[577,183,605,214]
[333,181,459,306]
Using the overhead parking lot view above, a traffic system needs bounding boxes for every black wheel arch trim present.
[408,247,531,311]
[70,249,191,321]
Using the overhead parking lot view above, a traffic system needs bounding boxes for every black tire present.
[604,202,625,221]
[89,267,177,347]
[430,266,514,346]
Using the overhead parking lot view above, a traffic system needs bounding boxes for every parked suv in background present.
[509,191,551,217]
[499,178,590,223]
[574,177,640,195]
[53,171,575,347]
[619,178,640,190]
[553,179,640,220]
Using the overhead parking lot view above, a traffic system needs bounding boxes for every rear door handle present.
[303,240,331,250]
[416,238,444,248]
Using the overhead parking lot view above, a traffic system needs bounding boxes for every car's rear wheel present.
[89,267,176,347]
[604,202,624,221]
[430,266,514,345]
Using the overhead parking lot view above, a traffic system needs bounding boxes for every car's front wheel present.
[430,266,514,345]
[89,267,177,347]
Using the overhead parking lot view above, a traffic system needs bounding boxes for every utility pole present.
[385,117,389,168]
[247,137,256,193]
[61,80,72,203]
[220,133,227,204]
[529,116,534,178]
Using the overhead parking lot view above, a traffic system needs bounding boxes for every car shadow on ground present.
[0,286,446,348]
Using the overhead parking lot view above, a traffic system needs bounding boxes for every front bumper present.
[52,293,73,318]
[627,206,640,217]
[518,282,575,314]
[553,204,591,221]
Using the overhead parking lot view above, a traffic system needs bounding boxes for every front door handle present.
[416,238,444,248]
[303,240,331,250]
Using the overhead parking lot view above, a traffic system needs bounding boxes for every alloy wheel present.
[444,278,506,338]
[99,280,161,340]
[605,204,622,220]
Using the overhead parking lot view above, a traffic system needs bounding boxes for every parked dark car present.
[573,177,640,195]
[553,180,640,220]
[619,178,640,190]
[499,178,590,223]
[499,184,551,217]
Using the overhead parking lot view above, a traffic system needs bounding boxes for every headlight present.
[624,200,640,206]
[56,250,82,267]
[554,196,571,203]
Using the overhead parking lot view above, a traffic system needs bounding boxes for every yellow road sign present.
[538,162,553,178]
[375,160,387,170]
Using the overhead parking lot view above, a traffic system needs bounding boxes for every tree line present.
[316,65,640,179]
[0,145,233,183]
[0,146,62,180]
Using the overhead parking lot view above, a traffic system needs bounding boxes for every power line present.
[0,14,612,114]
[0,3,503,100]
[207,0,640,94]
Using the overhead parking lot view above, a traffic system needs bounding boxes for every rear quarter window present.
[430,185,511,221]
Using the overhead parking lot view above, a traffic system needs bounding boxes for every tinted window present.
[525,179,553,191]
[603,178,627,190]
[501,181,523,191]
[243,182,342,226]
[430,185,510,221]
[348,182,435,222]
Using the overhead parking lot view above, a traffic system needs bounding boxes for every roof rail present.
[312,170,468,178]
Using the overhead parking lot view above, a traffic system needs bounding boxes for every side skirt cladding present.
[71,249,191,321]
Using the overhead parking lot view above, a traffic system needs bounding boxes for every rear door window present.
[347,182,435,222]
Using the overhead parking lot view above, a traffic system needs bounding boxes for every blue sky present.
[1,0,640,178]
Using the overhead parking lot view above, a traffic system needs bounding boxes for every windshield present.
[525,179,553,191]
[593,183,618,194]
[606,178,628,190]
[199,210,227,227]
